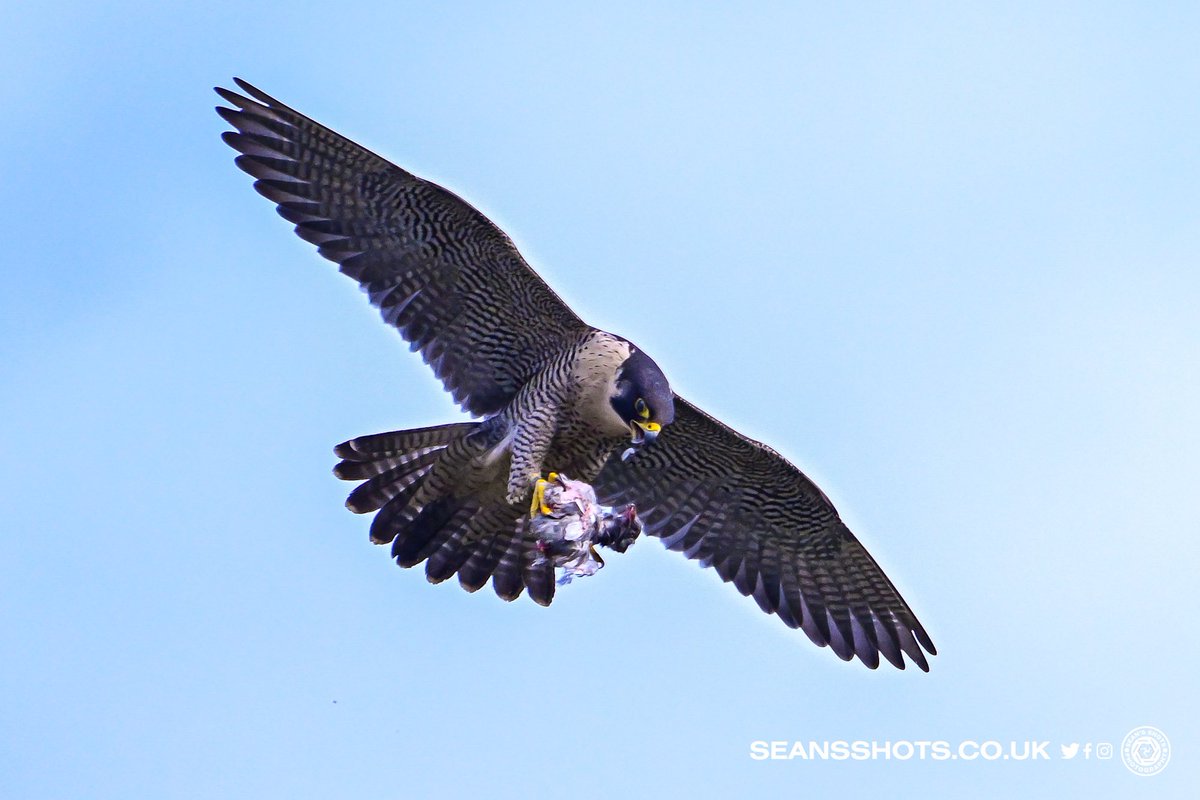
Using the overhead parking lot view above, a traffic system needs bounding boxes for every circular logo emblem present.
[1120,726,1170,776]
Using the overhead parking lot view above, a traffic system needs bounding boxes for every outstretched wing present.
[594,398,936,671]
[216,79,589,416]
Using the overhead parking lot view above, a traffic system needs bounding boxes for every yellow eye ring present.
[634,398,650,419]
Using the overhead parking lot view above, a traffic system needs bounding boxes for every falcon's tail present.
[333,422,557,605]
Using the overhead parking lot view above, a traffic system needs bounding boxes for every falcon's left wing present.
[594,398,936,671]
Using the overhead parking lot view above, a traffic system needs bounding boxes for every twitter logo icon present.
[1060,743,1079,759]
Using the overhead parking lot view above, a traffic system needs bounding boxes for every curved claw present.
[529,472,561,517]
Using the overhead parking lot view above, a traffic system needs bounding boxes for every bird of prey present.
[216,78,936,671]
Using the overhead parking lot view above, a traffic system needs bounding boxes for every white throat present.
[571,332,633,437]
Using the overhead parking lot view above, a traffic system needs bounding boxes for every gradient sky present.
[3,3,1197,798]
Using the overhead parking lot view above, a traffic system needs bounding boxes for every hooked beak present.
[621,420,661,461]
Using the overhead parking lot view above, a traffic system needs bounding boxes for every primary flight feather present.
[216,78,936,671]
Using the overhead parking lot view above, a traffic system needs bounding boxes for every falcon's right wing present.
[216,79,590,417]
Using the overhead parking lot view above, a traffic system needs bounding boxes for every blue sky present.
[3,2,1197,797]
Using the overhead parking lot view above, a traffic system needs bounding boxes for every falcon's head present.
[610,348,674,460]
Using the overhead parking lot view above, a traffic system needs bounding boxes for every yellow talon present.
[531,476,554,517]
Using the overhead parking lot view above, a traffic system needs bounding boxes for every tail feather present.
[345,451,440,515]
[523,540,556,606]
[456,508,519,592]
[335,421,553,605]
[368,492,419,545]
[425,517,485,583]
[334,445,443,481]
[334,422,477,461]
[393,499,473,568]
[491,527,528,602]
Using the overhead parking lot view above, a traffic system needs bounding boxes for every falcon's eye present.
[634,398,649,419]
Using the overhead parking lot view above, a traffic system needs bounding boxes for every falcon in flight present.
[216,79,936,671]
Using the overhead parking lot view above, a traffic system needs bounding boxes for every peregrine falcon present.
[216,79,937,671]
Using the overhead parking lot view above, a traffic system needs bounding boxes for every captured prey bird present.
[215,78,937,671]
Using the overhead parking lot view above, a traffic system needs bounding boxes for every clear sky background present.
[3,2,1197,798]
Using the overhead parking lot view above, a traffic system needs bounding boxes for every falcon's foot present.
[529,472,560,517]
